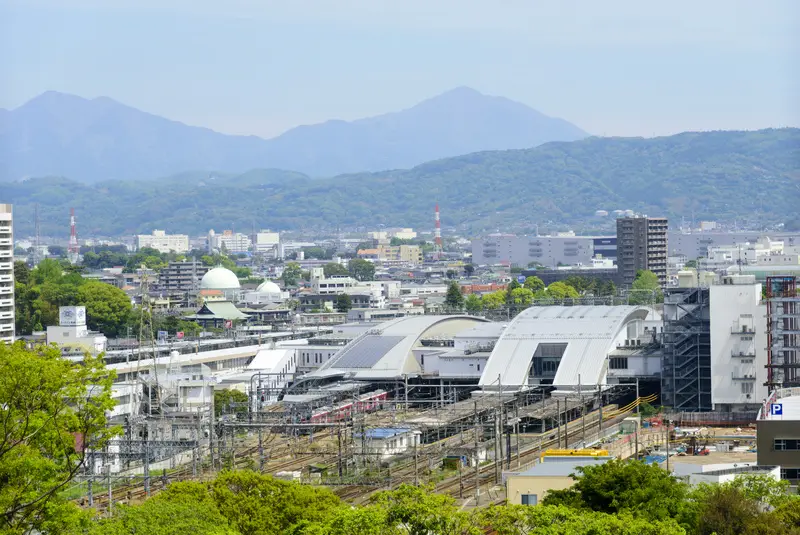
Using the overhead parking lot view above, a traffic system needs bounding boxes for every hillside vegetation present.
[4,128,797,236]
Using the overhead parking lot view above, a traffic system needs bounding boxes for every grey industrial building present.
[471,235,615,268]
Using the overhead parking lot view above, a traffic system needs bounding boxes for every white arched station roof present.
[311,315,488,380]
[478,306,650,391]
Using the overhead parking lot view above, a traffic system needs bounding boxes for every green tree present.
[282,262,303,287]
[510,287,535,307]
[323,263,350,278]
[90,481,237,535]
[13,261,30,285]
[0,343,117,534]
[76,281,133,337]
[684,260,698,269]
[543,281,580,300]
[208,471,343,535]
[523,276,545,293]
[445,282,464,309]
[348,259,375,282]
[629,270,663,305]
[543,460,689,522]
[369,484,479,535]
[335,294,353,313]
[463,264,475,277]
[214,389,250,418]
[464,294,483,314]
[31,258,63,285]
[482,290,507,310]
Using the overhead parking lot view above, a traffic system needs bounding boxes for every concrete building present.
[46,306,107,359]
[155,260,208,293]
[669,230,800,260]
[709,275,767,412]
[358,244,423,264]
[209,230,252,254]
[506,457,612,505]
[355,428,419,459]
[471,234,606,268]
[765,276,799,389]
[757,388,800,483]
[136,230,190,254]
[254,230,280,254]
[616,215,668,287]
[0,204,13,344]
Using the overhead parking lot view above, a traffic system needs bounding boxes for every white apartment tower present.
[0,204,14,343]
[709,274,767,412]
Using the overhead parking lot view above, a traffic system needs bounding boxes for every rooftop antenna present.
[434,203,443,260]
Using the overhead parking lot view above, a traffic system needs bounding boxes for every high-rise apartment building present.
[0,204,14,344]
[616,215,668,286]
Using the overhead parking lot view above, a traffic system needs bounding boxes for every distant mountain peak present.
[1,88,588,181]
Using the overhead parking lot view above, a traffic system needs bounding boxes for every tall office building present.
[616,215,668,286]
[0,204,14,343]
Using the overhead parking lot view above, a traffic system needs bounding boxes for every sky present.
[1,0,798,138]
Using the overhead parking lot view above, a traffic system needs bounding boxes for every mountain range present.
[0,87,587,181]
[4,128,798,237]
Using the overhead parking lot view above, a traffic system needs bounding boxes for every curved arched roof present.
[478,305,650,390]
[312,315,488,380]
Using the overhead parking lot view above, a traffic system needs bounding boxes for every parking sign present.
[770,403,783,416]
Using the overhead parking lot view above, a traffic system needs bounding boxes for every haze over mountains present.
[5,129,797,237]
[0,87,588,182]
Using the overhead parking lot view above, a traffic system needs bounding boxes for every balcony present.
[0,275,11,284]
[731,326,756,335]
[0,287,11,296]
[0,262,11,271]
[0,299,12,307]
[732,351,756,358]
[0,311,13,321]
[0,250,11,259]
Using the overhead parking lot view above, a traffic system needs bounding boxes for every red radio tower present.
[434,203,442,260]
[68,208,79,254]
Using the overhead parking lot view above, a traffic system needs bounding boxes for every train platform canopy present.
[479,305,651,393]
[310,315,488,380]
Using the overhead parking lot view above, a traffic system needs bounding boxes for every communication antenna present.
[136,269,160,416]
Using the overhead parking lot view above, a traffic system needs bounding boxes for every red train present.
[309,390,388,423]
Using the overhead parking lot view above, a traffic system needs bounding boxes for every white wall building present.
[709,275,767,411]
[471,234,612,268]
[254,231,281,254]
[209,230,252,254]
[0,204,13,344]
[46,306,108,360]
[136,230,189,254]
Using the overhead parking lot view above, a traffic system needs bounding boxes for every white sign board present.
[59,306,87,327]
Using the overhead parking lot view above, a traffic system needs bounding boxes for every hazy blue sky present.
[1,0,798,138]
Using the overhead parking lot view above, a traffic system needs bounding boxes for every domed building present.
[200,266,241,301]
[244,279,287,305]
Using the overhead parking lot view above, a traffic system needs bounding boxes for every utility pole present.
[106,465,112,517]
[556,398,561,447]
[563,400,569,448]
[579,374,585,448]
[635,378,640,460]
[474,401,480,506]
[413,433,419,485]
[258,427,264,472]
[87,451,94,507]
[337,429,343,478]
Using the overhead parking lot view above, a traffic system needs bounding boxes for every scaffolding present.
[661,287,711,411]
[766,276,800,388]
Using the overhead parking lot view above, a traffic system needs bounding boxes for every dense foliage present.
[0,342,116,535]
[5,129,797,235]
[73,466,800,535]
